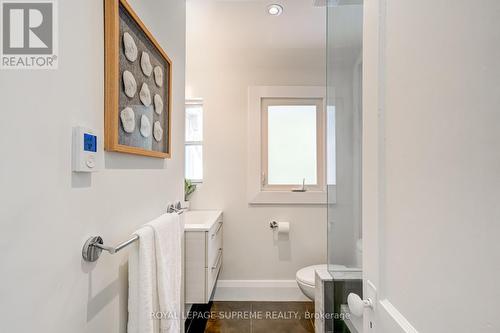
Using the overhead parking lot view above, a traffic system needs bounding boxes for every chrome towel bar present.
[95,234,139,254]
[82,235,140,262]
[82,209,184,262]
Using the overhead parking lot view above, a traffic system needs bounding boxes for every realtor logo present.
[1,0,58,69]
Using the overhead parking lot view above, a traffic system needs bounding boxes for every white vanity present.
[184,210,223,304]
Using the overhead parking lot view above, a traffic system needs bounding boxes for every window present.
[247,86,327,205]
[185,99,203,182]
[261,98,325,191]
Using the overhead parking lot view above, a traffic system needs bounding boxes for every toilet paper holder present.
[269,221,279,230]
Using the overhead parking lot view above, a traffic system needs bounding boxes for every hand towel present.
[128,213,183,333]
[147,213,183,333]
[128,226,155,333]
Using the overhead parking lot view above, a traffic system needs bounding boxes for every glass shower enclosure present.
[326,0,364,332]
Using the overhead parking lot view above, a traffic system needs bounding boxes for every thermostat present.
[72,127,100,172]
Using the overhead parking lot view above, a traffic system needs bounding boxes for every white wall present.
[186,0,327,282]
[0,0,185,332]
[363,0,500,331]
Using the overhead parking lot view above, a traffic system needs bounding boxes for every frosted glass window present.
[185,101,203,182]
[185,145,203,181]
[267,105,318,185]
[186,105,203,141]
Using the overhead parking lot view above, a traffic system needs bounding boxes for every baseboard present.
[213,279,309,302]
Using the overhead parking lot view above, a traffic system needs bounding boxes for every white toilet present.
[296,264,347,300]
[298,241,363,300]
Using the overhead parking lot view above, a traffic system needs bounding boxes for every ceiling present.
[186,0,363,71]
[187,0,362,51]
[187,0,327,50]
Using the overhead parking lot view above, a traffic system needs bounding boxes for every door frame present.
[362,0,418,331]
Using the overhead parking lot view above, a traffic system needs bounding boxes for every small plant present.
[185,179,197,201]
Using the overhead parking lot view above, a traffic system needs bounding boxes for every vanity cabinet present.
[185,211,223,304]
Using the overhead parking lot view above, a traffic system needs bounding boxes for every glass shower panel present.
[326,2,363,331]
[326,1,363,273]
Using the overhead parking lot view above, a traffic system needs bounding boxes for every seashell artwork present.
[154,66,163,87]
[123,32,138,62]
[140,52,153,77]
[139,83,152,106]
[107,4,173,157]
[154,94,163,115]
[120,107,135,133]
[140,115,151,138]
[153,121,163,142]
[123,70,137,98]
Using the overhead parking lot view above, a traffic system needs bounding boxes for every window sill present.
[249,190,330,206]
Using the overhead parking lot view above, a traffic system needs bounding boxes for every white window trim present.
[185,98,203,183]
[247,86,329,205]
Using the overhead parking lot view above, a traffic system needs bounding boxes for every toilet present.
[297,241,363,300]
[296,263,366,300]
[296,264,346,300]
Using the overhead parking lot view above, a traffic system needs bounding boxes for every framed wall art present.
[104,0,172,158]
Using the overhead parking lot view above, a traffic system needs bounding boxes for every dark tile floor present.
[194,301,315,333]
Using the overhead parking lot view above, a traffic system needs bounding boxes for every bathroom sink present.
[183,210,222,231]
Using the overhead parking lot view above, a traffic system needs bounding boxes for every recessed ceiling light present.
[267,4,283,16]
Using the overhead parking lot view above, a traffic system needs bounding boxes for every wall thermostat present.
[72,126,100,172]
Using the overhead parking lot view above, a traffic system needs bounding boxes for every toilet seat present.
[296,264,357,300]
[296,264,348,286]
[296,264,325,286]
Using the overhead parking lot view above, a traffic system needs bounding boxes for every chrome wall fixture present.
[82,235,139,262]
[82,206,185,262]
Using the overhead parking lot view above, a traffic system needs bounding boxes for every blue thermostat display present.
[83,133,97,152]
[73,127,99,172]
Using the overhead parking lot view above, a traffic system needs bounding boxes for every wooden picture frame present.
[104,0,172,158]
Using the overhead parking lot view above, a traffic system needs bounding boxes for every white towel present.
[147,213,183,333]
[128,213,183,333]
[128,226,155,333]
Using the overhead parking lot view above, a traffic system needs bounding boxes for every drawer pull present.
[211,249,222,270]
[211,222,223,239]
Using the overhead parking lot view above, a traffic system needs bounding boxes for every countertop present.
[184,210,223,231]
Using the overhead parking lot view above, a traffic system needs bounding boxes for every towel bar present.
[82,209,185,262]
[82,235,139,262]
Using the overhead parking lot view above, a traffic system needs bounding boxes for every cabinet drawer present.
[206,248,222,299]
[185,212,223,304]
[207,220,223,266]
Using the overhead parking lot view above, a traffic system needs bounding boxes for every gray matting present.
[118,4,170,153]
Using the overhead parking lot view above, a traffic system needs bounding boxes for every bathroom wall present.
[0,0,185,332]
[186,0,329,288]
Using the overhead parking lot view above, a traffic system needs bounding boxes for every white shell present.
[123,70,137,98]
[140,52,153,77]
[140,115,151,138]
[154,66,163,87]
[139,83,152,106]
[154,94,163,115]
[123,32,138,62]
[120,107,135,133]
[153,121,163,142]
